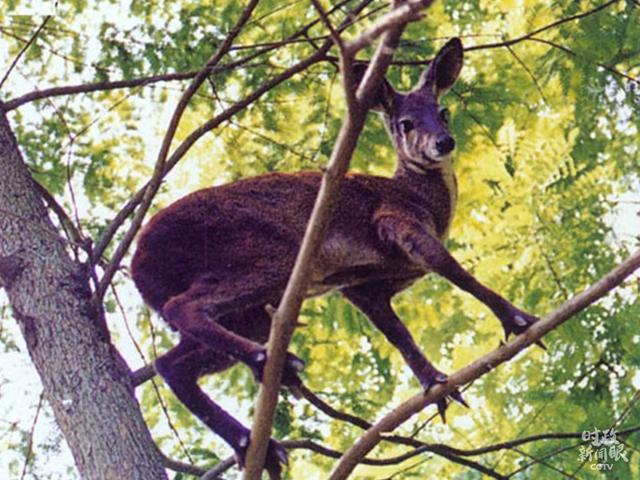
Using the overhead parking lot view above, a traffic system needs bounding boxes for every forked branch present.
[242,1,434,478]
[328,248,640,479]
[89,0,375,269]
[93,0,260,300]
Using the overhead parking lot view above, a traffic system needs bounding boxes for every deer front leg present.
[155,339,288,477]
[376,214,539,340]
[341,282,466,418]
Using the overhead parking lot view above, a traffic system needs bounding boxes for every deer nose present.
[435,135,456,155]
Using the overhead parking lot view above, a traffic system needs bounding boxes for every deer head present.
[363,38,464,174]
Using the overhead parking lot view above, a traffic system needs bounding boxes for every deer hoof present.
[498,305,539,340]
[235,433,288,478]
[417,366,467,422]
[247,349,304,386]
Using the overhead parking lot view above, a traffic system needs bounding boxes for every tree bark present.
[0,107,166,479]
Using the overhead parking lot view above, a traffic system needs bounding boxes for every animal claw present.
[449,389,468,408]
[437,399,447,423]
[534,339,547,351]
[498,309,548,352]
[288,384,304,398]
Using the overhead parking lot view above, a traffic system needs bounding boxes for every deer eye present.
[439,107,450,123]
[399,119,414,134]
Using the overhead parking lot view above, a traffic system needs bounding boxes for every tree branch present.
[528,37,639,85]
[311,0,345,51]
[3,0,630,113]
[94,0,260,301]
[202,438,505,479]
[159,451,207,477]
[129,360,640,478]
[0,16,50,90]
[465,0,621,53]
[2,0,358,112]
[30,179,85,249]
[345,0,430,55]
[298,385,502,478]
[89,0,377,266]
[201,457,237,480]
[242,1,434,478]
[328,249,640,479]
[4,70,198,111]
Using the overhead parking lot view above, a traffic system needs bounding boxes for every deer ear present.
[417,38,463,97]
[351,63,398,114]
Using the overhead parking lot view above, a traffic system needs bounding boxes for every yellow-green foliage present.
[1,0,638,478]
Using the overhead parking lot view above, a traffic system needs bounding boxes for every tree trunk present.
[0,107,167,479]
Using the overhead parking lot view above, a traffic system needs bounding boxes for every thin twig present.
[5,67,224,112]
[2,0,358,112]
[159,450,207,476]
[94,0,261,301]
[483,424,640,459]
[299,384,370,429]
[0,25,113,78]
[0,16,50,89]
[203,438,505,479]
[4,0,631,113]
[504,43,547,104]
[539,246,570,301]
[510,447,577,479]
[299,384,501,478]
[465,0,622,53]
[31,178,85,248]
[386,458,431,479]
[345,0,429,55]
[311,0,345,50]
[528,37,639,85]
[19,391,45,480]
[613,390,640,428]
[570,390,640,477]
[328,249,640,479]
[150,378,195,465]
[489,391,557,471]
[228,119,313,161]
[111,285,195,464]
[89,0,377,266]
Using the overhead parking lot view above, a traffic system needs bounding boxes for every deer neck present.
[393,156,458,239]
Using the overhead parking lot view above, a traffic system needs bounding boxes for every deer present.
[131,38,538,477]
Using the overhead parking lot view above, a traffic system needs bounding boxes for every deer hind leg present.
[162,277,304,386]
[341,281,466,420]
[155,338,287,476]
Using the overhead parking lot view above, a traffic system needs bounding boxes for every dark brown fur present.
[132,170,452,313]
[131,39,537,476]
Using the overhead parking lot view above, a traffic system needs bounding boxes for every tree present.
[0,1,638,479]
